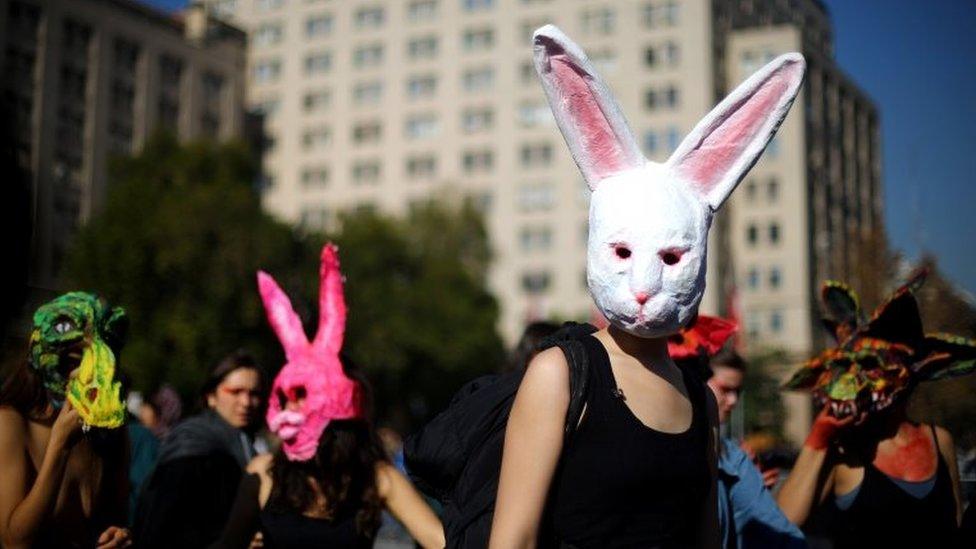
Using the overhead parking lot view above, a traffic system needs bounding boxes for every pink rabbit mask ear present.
[667,52,806,211]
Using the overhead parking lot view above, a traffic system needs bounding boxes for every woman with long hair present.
[211,244,443,548]
[0,292,131,548]
[777,273,973,547]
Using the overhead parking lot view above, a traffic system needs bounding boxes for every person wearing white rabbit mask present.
[489,25,805,549]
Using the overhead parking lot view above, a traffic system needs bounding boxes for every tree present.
[64,133,304,401]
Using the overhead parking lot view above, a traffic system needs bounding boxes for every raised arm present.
[488,347,570,549]
[776,410,847,525]
[0,403,82,548]
[377,463,444,549]
[934,426,963,525]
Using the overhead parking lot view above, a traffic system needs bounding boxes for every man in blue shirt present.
[706,349,806,548]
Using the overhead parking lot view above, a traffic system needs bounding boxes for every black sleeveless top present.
[831,427,957,548]
[548,335,712,548]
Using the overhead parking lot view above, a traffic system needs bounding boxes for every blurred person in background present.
[209,244,443,548]
[504,321,560,372]
[0,292,132,548]
[137,384,182,439]
[777,273,975,547]
[134,350,267,548]
[670,315,805,548]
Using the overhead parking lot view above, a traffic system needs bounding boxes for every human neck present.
[605,324,672,367]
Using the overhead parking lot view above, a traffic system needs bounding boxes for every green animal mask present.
[784,270,976,420]
[30,292,128,429]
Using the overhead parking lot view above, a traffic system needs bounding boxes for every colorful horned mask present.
[784,270,976,420]
[30,292,128,429]
[667,315,738,361]
[258,244,361,461]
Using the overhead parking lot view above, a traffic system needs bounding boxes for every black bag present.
[403,322,597,549]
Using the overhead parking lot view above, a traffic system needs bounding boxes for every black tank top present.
[832,426,957,548]
[548,335,712,549]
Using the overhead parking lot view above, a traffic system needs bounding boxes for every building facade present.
[201,0,883,443]
[0,0,248,292]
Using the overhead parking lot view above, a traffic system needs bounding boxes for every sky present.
[143,0,976,294]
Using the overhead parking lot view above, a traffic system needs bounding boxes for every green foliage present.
[64,135,504,425]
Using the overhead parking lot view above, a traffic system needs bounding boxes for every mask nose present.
[630,255,663,302]
[634,292,649,305]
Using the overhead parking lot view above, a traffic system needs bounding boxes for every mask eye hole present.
[276,389,287,408]
[53,317,75,335]
[660,250,682,266]
[614,245,632,259]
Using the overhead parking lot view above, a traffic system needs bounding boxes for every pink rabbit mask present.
[533,25,805,338]
[258,244,360,461]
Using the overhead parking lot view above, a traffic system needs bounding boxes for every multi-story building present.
[0,0,248,292]
[201,0,883,444]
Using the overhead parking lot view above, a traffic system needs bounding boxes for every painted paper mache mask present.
[784,270,976,420]
[30,292,128,429]
[533,25,805,337]
[258,244,361,461]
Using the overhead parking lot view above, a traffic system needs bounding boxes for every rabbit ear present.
[257,271,309,360]
[667,53,805,211]
[312,243,346,354]
[533,25,644,190]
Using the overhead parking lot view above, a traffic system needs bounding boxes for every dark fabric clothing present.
[127,421,159,525]
[831,426,957,548]
[548,335,712,549]
[133,411,257,548]
[210,474,375,549]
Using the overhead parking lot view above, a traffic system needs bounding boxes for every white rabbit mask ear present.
[667,53,806,211]
[533,25,645,190]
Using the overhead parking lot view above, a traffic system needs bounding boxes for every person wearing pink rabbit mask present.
[489,25,805,549]
[210,244,444,549]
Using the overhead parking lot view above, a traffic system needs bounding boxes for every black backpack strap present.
[539,322,597,444]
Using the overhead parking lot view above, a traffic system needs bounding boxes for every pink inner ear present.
[679,77,790,195]
[313,244,347,354]
[551,55,627,181]
[258,271,310,359]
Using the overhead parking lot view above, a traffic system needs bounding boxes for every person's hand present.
[50,400,84,450]
[248,531,264,549]
[761,467,781,488]
[96,526,132,548]
[805,408,858,450]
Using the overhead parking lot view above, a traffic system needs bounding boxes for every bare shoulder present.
[933,425,956,453]
[520,346,571,398]
[0,407,27,441]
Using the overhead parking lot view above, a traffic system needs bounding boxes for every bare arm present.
[776,410,847,525]
[934,426,963,525]
[377,463,444,549]
[488,348,570,549]
[698,391,720,549]
[0,403,82,548]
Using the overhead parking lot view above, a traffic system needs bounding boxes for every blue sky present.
[144,0,976,294]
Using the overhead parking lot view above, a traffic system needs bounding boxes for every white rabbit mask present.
[533,25,805,338]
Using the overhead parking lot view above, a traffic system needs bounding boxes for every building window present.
[254,22,283,46]
[746,224,758,246]
[769,222,781,244]
[405,114,439,139]
[643,1,680,27]
[520,143,553,168]
[664,41,680,65]
[301,166,330,188]
[256,0,284,11]
[747,315,760,338]
[766,135,780,158]
[253,58,281,82]
[519,60,535,84]
[462,149,494,173]
[354,6,385,29]
[745,178,757,201]
[406,74,437,99]
[462,66,494,92]
[648,86,679,109]
[300,207,330,232]
[352,160,381,184]
[306,14,333,38]
[303,89,331,112]
[253,97,280,117]
[521,271,551,294]
[408,0,438,22]
[213,0,237,17]
[644,131,658,155]
[581,7,615,34]
[518,183,554,211]
[519,226,553,252]
[352,121,382,143]
[406,155,437,179]
[769,266,782,289]
[462,108,494,133]
[408,36,438,59]
[667,126,681,152]
[747,266,759,290]
[462,28,494,52]
[665,85,679,108]
[463,0,495,11]
[304,52,331,74]
[767,177,779,202]
[589,49,617,73]
[302,126,331,149]
[518,102,553,127]
[353,81,383,105]
[645,47,657,67]
[770,310,784,333]
[353,44,384,68]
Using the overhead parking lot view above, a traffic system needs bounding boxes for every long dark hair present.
[0,341,50,420]
[265,357,386,536]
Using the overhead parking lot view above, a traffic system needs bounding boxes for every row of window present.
[745,222,781,246]
[743,176,780,204]
[745,266,783,291]
[746,310,785,337]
